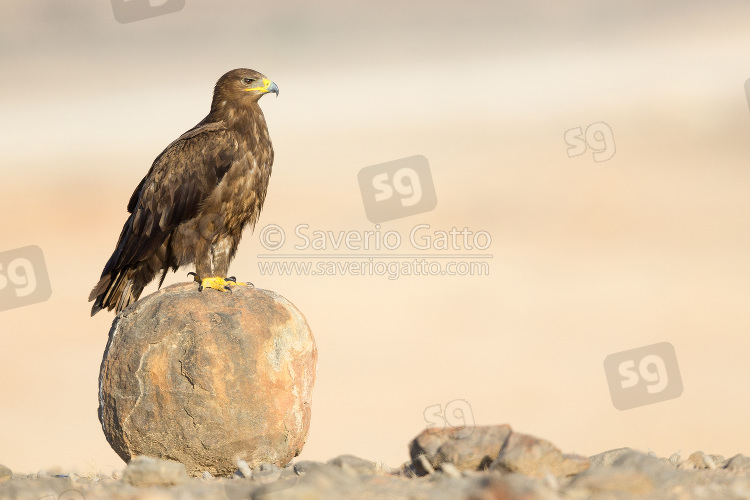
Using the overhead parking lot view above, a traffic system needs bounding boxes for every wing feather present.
[99,122,238,278]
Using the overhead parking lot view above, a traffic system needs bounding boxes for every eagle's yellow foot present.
[225,276,254,288]
[188,272,253,292]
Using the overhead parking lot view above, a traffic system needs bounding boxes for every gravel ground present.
[2,427,750,500]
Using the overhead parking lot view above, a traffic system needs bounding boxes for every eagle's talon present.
[224,276,251,287]
[190,274,250,293]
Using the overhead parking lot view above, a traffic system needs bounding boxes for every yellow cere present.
[245,78,272,92]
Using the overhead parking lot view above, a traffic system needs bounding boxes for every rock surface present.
[98,282,317,477]
[122,456,188,487]
[409,425,588,479]
[490,431,590,478]
[409,424,512,471]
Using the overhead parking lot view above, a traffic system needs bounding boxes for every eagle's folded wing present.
[89,123,238,311]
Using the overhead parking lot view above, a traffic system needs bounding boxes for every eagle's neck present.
[209,101,267,139]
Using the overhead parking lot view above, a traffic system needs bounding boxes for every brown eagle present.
[89,68,278,316]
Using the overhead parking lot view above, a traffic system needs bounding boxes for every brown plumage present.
[89,68,278,316]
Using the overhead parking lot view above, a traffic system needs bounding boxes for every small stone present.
[687,451,717,469]
[293,461,331,475]
[399,461,419,478]
[490,432,590,478]
[416,454,435,475]
[725,454,750,471]
[409,424,512,471]
[668,452,681,466]
[253,462,281,484]
[236,459,252,479]
[268,460,357,498]
[0,464,11,482]
[437,462,461,478]
[327,455,377,475]
[278,465,298,480]
[122,456,189,487]
[202,471,214,479]
[111,470,122,480]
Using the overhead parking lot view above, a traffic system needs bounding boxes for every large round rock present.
[98,282,317,477]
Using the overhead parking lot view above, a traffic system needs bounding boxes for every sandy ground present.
[2,0,750,476]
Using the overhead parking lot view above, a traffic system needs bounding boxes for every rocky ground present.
[2,425,750,500]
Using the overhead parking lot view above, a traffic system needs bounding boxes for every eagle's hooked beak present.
[247,78,279,97]
[266,80,279,97]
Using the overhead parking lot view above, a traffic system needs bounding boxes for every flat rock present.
[409,424,512,472]
[490,431,590,478]
[98,283,317,477]
[122,456,189,487]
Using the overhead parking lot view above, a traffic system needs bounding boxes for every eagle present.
[89,68,279,316]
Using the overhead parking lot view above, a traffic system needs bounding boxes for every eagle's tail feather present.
[89,262,156,316]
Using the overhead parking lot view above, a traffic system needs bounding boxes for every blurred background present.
[1,0,750,474]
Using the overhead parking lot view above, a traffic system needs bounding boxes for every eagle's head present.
[211,68,279,113]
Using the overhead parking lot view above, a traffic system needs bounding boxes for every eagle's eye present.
[242,77,255,85]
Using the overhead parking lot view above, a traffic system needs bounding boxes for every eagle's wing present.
[90,121,238,312]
